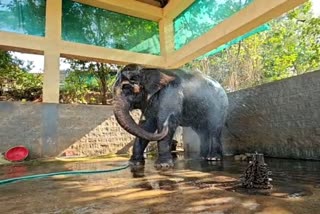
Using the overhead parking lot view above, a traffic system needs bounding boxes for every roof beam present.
[0,31,45,54]
[0,31,165,67]
[73,0,163,21]
[166,0,307,68]
[163,0,195,20]
[60,41,166,67]
[135,0,161,7]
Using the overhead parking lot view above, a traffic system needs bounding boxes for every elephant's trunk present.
[113,93,168,141]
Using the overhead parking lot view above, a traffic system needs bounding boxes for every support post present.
[43,51,60,103]
[43,0,62,103]
[159,18,174,60]
[159,0,194,65]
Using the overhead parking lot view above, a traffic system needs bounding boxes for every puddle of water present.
[0,159,128,180]
[179,158,318,198]
[0,157,320,214]
[135,179,179,191]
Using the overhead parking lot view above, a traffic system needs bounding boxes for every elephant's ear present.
[141,69,175,100]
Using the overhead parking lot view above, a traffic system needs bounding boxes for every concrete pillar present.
[159,18,174,58]
[43,51,60,103]
[43,0,62,103]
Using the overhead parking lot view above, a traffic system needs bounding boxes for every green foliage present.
[261,1,320,80]
[0,50,42,101]
[187,1,320,91]
[60,59,119,105]
[0,0,46,36]
[174,0,253,49]
[62,0,159,54]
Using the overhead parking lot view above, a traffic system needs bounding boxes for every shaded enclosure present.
[0,70,319,160]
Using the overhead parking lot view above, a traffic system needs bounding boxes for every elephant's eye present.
[130,76,139,83]
[122,84,131,90]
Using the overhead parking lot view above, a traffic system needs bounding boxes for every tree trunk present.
[96,63,108,105]
[100,74,107,105]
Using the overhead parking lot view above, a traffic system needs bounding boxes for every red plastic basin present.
[5,146,29,162]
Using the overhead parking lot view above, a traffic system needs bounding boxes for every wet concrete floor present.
[0,157,320,214]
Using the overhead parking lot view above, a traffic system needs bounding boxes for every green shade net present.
[198,24,270,59]
[0,0,269,61]
[173,0,270,59]
[174,0,255,50]
[62,0,160,55]
[0,0,46,36]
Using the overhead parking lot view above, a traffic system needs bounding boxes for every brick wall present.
[0,102,182,158]
[0,103,139,158]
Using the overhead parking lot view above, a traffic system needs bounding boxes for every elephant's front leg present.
[129,118,157,166]
[155,121,178,169]
[155,138,175,169]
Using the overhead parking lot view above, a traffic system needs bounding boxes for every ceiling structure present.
[0,0,307,103]
[135,0,168,8]
[72,0,306,68]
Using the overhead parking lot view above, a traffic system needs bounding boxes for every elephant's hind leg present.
[199,128,223,161]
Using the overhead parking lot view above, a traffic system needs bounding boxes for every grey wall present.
[222,70,320,160]
[0,103,182,159]
[0,103,135,158]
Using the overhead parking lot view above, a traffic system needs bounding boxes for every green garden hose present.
[0,163,130,186]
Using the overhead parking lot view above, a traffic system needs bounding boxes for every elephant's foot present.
[154,158,174,170]
[129,156,145,167]
[202,154,222,161]
[130,166,145,178]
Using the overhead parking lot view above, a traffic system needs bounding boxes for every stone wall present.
[0,103,139,158]
[222,70,320,160]
[60,110,141,157]
[0,102,183,158]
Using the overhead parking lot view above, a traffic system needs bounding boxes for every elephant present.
[113,64,228,169]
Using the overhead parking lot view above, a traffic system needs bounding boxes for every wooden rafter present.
[73,0,163,21]
[159,0,195,65]
[159,18,174,58]
[60,41,166,67]
[163,0,195,20]
[166,0,307,68]
[0,32,165,67]
[135,0,161,7]
[0,31,45,54]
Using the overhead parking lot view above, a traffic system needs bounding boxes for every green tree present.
[0,50,42,100]
[174,0,252,50]
[60,60,119,105]
[62,0,159,54]
[0,0,46,36]
[187,1,320,91]
[262,1,320,80]
[60,0,159,104]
